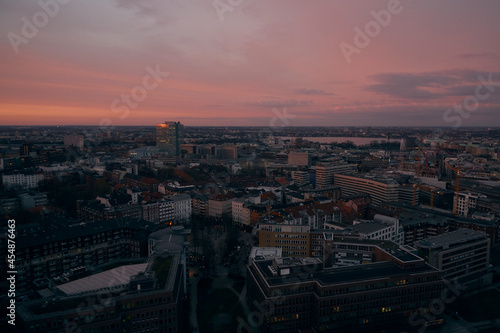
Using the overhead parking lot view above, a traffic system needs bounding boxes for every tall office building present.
[156,121,184,155]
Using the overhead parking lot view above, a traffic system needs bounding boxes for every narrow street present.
[188,223,257,332]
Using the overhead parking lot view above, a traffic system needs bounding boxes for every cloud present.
[365,70,500,100]
[365,72,456,99]
[245,99,313,107]
[112,0,181,27]
[295,88,334,96]
[454,52,500,60]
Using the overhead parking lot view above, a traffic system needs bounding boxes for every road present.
[188,224,257,332]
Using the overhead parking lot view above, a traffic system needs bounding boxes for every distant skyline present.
[1,0,500,127]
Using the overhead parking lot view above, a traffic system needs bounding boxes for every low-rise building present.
[455,191,486,217]
[167,194,192,225]
[2,169,44,189]
[208,192,235,218]
[19,192,48,210]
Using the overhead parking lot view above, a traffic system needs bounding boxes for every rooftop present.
[249,246,283,261]
[56,263,148,296]
[149,226,190,253]
[351,221,391,234]
[254,259,437,287]
[17,217,157,249]
[415,229,488,250]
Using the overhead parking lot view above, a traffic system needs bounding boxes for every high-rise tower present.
[156,121,184,155]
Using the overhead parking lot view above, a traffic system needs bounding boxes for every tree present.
[224,222,239,257]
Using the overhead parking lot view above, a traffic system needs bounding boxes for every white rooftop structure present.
[249,247,283,264]
[56,263,148,296]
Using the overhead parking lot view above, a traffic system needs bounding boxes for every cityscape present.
[2,1,500,333]
[1,123,499,332]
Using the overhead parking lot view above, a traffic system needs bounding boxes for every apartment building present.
[2,170,44,189]
[167,194,192,225]
[208,192,235,218]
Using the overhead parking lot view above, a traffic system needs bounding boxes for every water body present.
[279,137,396,146]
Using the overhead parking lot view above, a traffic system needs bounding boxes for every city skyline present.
[1,0,500,127]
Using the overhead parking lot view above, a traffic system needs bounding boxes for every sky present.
[1,0,500,127]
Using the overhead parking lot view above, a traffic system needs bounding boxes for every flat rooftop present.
[254,260,437,287]
[351,222,390,234]
[415,229,488,250]
[250,247,283,261]
[56,263,148,296]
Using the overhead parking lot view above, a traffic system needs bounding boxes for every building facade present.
[18,253,184,333]
[11,218,156,292]
[415,229,490,283]
[288,151,311,167]
[315,163,357,189]
[156,121,184,156]
[455,191,486,217]
[247,244,443,332]
[335,174,399,205]
[2,170,44,189]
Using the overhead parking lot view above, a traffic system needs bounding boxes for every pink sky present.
[1,0,499,127]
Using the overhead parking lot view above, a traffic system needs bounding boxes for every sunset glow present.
[1,0,499,126]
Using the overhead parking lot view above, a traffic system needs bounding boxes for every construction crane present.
[419,184,435,208]
[412,184,436,208]
[416,146,421,177]
[402,146,422,177]
[445,163,461,216]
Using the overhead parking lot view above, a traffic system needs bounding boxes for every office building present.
[258,223,311,257]
[12,218,156,292]
[247,240,443,332]
[335,173,399,205]
[18,253,184,333]
[220,144,238,159]
[415,229,490,284]
[291,170,310,186]
[288,151,311,167]
[315,163,356,189]
[18,192,48,210]
[351,214,404,245]
[381,202,499,248]
[156,121,184,156]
